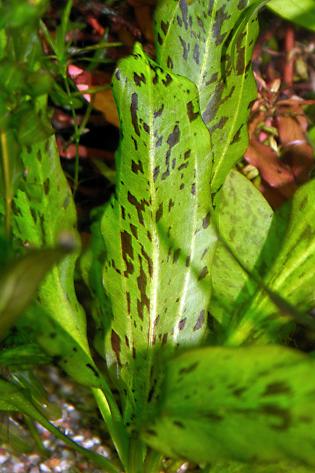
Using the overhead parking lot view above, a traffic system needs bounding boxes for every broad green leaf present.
[0,245,71,340]
[102,43,215,423]
[143,345,315,467]
[11,137,102,388]
[209,170,273,329]
[225,179,315,345]
[155,0,261,192]
[268,0,315,32]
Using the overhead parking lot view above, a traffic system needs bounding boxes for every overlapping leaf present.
[268,0,315,31]
[155,0,263,192]
[143,345,315,467]
[209,170,274,330]
[101,43,215,423]
[224,179,315,345]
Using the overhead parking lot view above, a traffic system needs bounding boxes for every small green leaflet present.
[155,0,262,192]
[143,345,315,467]
[102,43,215,423]
[225,178,315,345]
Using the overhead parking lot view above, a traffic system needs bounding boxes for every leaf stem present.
[144,449,162,473]
[128,435,145,473]
[0,129,11,237]
[93,386,129,470]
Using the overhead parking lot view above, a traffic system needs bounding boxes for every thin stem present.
[128,436,145,473]
[93,387,129,470]
[63,75,80,194]
[0,129,11,237]
[24,416,47,456]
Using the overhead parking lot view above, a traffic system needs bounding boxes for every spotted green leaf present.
[143,345,315,466]
[102,43,215,423]
[225,179,315,346]
[155,0,263,192]
[10,137,102,388]
[209,170,273,329]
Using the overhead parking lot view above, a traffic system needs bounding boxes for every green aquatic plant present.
[2,1,315,472]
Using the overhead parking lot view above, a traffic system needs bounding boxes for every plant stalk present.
[93,386,129,470]
[0,129,12,237]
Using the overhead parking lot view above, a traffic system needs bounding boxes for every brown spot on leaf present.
[187,101,199,121]
[134,72,146,86]
[111,330,122,366]
[131,160,144,174]
[156,202,163,222]
[194,310,205,331]
[130,93,140,136]
[179,361,199,375]
[262,382,291,397]
[121,231,134,277]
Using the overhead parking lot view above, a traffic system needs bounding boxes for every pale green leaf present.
[143,345,315,467]
[155,0,262,192]
[209,170,273,329]
[268,0,315,32]
[11,137,102,387]
[225,179,315,345]
[102,43,216,423]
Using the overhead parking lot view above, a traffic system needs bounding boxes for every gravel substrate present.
[0,367,114,473]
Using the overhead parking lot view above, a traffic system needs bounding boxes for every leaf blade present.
[143,345,315,467]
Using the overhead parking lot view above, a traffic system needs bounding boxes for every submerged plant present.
[2,1,315,472]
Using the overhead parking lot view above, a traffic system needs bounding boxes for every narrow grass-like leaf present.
[143,345,315,467]
[225,179,315,345]
[0,379,120,473]
[155,0,262,192]
[102,43,215,423]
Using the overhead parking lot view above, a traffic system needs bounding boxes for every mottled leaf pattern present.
[155,0,261,192]
[11,138,102,387]
[102,44,215,422]
[225,179,315,345]
[209,170,273,328]
[143,345,315,466]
